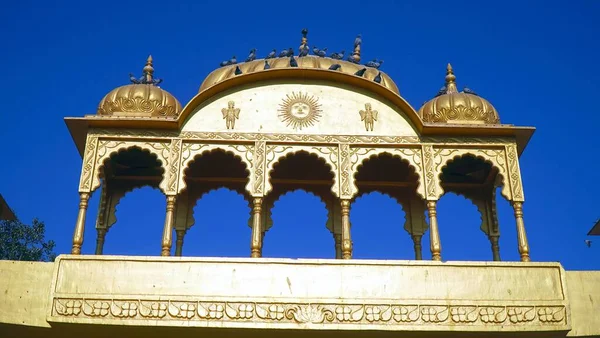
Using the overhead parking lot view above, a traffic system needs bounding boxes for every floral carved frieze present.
[51,298,567,328]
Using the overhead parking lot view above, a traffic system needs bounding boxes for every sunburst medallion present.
[277,92,322,130]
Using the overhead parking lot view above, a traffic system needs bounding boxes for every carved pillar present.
[95,229,107,255]
[489,235,501,261]
[412,234,423,260]
[426,201,442,261]
[71,192,91,255]
[175,230,185,256]
[340,199,352,259]
[250,197,263,258]
[512,202,531,262]
[334,233,342,259]
[161,195,177,256]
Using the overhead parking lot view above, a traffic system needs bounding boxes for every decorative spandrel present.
[277,92,323,130]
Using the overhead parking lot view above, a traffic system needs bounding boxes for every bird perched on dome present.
[315,48,327,57]
[329,64,342,71]
[219,56,237,67]
[289,55,298,67]
[245,49,257,62]
[354,68,367,77]
[235,66,243,75]
[299,45,309,57]
[355,34,362,47]
[365,59,378,68]
[278,48,293,57]
[330,51,345,60]
[463,86,478,96]
[374,72,382,83]
[264,60,271,70]
[266,49,277,59]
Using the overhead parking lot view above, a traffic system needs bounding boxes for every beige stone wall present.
[0,260,53,328]
[566,271,600,337]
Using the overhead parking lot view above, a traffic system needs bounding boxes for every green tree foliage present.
[0,217,57,261]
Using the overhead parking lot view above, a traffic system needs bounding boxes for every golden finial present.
[299,28,309,56]
[143,55,154,83]
[445,63,458,93]
[350,34,362,63]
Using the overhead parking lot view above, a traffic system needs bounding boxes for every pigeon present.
[435,85,447,97]
[264,60,271,70]
[316,48,327,57]
[129,73,140,84]
[347,55,360,64]
[153,78,163,86]
[312,46,320,55]
[375,60,384,68]
[365,59,379,68]
[463,87,478,95]
[278,48,293,57]
[266,49,277,59]
[245,48,257,62]
[219,60,230,67]
[289,56,298,67]
[330,51,345,60]
[355,34,362,47]
[299,45,309,57]
[329,64,342,71]
[373,72,382,83]
[354,68,367,77]
[585,240,592,248]
[229,56,237,65]
[234,66,242,75]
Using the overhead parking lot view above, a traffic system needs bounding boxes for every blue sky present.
[1,1,599,269]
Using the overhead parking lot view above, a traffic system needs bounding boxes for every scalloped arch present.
[184,186,252,231]
[438,190,488,235]
[91,141,169,193]
[178,144,254,195]
[265,146,339,197]
[434,149,511,201]
[105,185,164,230]
[268,188,329,233]
[349,148,425,200]
[350,190,412,235]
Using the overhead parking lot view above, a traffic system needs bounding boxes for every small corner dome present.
[97,56,182,118]
[418,64,500,125]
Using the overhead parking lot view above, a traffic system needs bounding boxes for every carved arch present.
[348,147,426,199]
[432,149,511,201]
[268,188,329,232]
[177,143,254,195]
[91,141,170,193]
[265,145,339,197]
[182,186,251,231]
[99,184,164,230]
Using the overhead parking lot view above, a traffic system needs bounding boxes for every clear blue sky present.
[1,1,599,269]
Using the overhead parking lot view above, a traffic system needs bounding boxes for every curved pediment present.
[182,80,419,137]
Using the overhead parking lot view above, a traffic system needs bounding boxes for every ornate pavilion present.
[0,30,598,337]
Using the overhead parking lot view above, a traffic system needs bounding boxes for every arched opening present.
[264,151,335,258]
[181,149,251,257]
[439,154,503,261]
[351,153,422,260]
[97,147,166,255]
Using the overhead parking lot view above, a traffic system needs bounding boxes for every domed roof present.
[418,64,500,125]
[199,29,398,95]
[199,56,399,94]
[97,56,182,118]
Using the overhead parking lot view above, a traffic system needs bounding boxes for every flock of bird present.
[219,46,385,84]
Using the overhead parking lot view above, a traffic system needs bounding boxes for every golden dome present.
[418,64,500,124]
[97,56,182,118]
[199,56,400,95]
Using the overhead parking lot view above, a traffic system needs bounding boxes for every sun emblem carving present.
[277,91,322,130]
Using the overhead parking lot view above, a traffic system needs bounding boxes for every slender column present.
[161,195,177,256]
[426,201,442,261]
[489,235,501,261]
[334,233,342,259]
[175,230,185,256]
[512,202,531,262]
[412,234,423,260]
[95,229,107,255]
[71,192,90,254]
[340,199,352,259]
[250,197,263,258]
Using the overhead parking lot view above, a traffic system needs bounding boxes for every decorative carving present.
[221,101,241,130]
[338,143,352,199]
[166,139,182,194]
[422,145,437,200]
[252,141,266,196]
[278,92,323,130]
[506,144,524,201]
[433,148,511,201]
[177,143,254,195]
[348,147,425,199]
[98,97,179,117]
[92,140,170,193]
[425,105,498,124]
[264,145,339,197]
[79,135,99,192]
[359,103,378,131]
[51,299,567,328]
